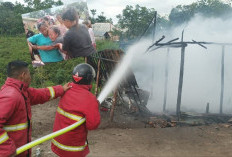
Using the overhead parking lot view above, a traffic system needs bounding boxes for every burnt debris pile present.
[88,49,151,120]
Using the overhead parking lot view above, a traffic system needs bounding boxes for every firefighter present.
[51,63,101,157]
[0,60,71,157]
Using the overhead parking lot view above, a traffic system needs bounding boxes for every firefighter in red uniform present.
[51,63,101,157]
[0,60,71,157]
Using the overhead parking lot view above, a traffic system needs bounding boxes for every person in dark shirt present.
[26,29,34,38]
[59,8,96,58]
[24,24,40,61]
[104,32,111,40]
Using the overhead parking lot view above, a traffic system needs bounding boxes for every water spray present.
[97,50,135,103]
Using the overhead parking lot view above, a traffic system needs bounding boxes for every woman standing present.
[59,8,96,58]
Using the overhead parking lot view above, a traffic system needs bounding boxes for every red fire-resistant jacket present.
[0,77,64,157]
[51,82,100,157]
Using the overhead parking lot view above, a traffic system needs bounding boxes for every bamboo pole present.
[176,30,186,121]
[152,11,157,43]
[150,12,157,98]
[206,102,209,114]
[220,46,225,114]
[163,48,170,112]
[94,59,101,95]
[110,90,117,122]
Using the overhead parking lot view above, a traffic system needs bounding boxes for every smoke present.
[130,14,232,114]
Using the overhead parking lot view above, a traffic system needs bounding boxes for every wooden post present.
[110,90,117,122]
[206,102,209,114]
[220,46,225,114]
[149,11,157,98]
[150,56,155,98]
[84,57,87,63]
[94,59,101,95]
[176,30,186,121]
[152,11,157,43]
[163,48,170,112]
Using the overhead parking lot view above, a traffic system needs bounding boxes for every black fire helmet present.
[72,63,96,85]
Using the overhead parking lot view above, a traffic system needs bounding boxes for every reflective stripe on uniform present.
[48,87,55,100]
[0,132,9,144]
[3,122,28,132]
[57,107,82,121]
[52,139,87,152]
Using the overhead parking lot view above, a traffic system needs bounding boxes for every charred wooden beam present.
[152,11,157,43]
[220,46,225,114]
[149,38,180,52]
[176,30,186,121]
[90,55,118,63]
[139,11,157,41]
[192,40,207,49]
[163,48,170,112]
[147,39,232,53]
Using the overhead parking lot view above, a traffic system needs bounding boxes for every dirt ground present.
[30,99,232,157]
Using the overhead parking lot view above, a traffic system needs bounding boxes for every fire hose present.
[16,97,105,155]
[16,118,86,155]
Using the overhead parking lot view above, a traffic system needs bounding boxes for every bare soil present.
[30,99,232,157]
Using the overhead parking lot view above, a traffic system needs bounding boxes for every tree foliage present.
[90,9,96,18]
[24,0,63,10]
[169,0,232,25]
[0,0,63,35]
[116,5,157,40]
[0,2,25,35]
[114,1,232,40]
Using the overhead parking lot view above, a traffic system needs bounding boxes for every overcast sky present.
[87,0,199,23]
[3,0,228,23]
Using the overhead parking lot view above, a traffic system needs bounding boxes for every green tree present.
[116,5,158,40]
[95,12,112,23]
[24,0,63,10]
[90,9,96,18]
[96,15,106,22]
[0,2,25,35]
[89,9,97,24]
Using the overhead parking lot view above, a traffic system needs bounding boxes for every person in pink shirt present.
[83,20,96,49]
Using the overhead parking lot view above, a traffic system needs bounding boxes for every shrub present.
[96,40,119,51]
